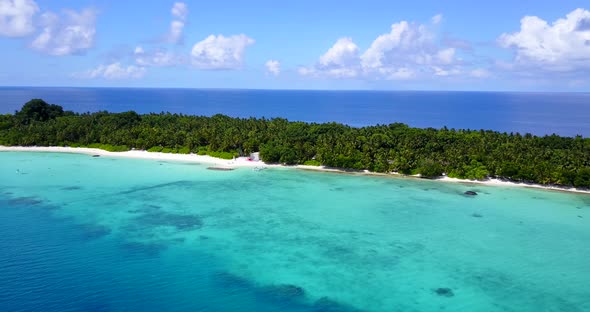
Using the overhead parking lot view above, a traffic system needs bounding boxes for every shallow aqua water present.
[1,152,589,312]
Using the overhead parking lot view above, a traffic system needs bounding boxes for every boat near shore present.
[207,166,235,171]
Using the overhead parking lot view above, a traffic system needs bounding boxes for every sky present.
[0,0,589,91]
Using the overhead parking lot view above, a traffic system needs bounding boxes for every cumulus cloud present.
[432,66,460,76]
[168,20,184,44]
[298,66,358,79]
[436,48,456,64]
[0,0,39,37]
[470,68,491,78]
[191,34,255,69]
[134,46,182,66]
[297,67,315,76]
[442,35,473,51]
[136,51,176,67]
[498,8,590,71]
[298,38,360,78]
[31,8,97,56]
[319,37,360,67]
[265,60,280,76]
[360,20,455,71]
[577,17,590,31]
[299,37,361,78]
[171,2,188,20]
[74,62,146,80]
[431,14,443,25]
[167,2,187,44]
[380,67,416,80]
[134,46,144,54]
[300,16,466,80]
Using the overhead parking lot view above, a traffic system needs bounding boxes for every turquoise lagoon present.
[0,151,589,312]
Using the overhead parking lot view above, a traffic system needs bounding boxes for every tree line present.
[1,99,589,188]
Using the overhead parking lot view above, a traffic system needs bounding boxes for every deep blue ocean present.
[0,87,588,137]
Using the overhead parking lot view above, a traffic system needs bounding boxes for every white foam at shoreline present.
[1,146,588,194]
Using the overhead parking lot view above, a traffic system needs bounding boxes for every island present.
[1,99,589,189]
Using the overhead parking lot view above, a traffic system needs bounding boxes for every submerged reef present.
[9,197,43,206]
[61,186,82,191]
[313,297,365,312]
[434,287,455,297]
[133,211,203,231]
[260,284,306,301]
[77,224,112,241]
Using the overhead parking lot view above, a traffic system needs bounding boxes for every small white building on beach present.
[250,152,260,161]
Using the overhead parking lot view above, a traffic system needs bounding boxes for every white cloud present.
[265,59,280,76]
[0,0,39,37]
[297,67,315,76]
[361,21,450,70]
[171,2,188,20]
[298,37,361,78]
[432,66,460,76]
[134,46,144,54]
[321,68,358,78]
[74,62,146,80]
[301,19,467,80]
[470,68,491,78]
[431,14,443,25]
[297,66,358,79]
[31,8,97,56]
[443,35,472,51]
[432,66,448,76]
[436,48,456,64]
[167,2,187,44]
[381,67,416,80]
[319,37,360,67]
[168,20,184,44]
[191,34,255,69]
[498,8,590,71]
[134,46,181,67]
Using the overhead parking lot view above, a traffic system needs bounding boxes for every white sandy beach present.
[0,146,278,169]
[1,146,588,194]
[435,176,590,194]
[297,164,590,194]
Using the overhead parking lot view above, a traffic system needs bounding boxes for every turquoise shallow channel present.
[1,151,589,312]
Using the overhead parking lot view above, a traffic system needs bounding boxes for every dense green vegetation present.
[2,99,589,188]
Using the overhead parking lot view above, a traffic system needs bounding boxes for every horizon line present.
[0,85,589,95]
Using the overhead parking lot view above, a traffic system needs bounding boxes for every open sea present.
[1,151,589,312]
[0,87,589,137]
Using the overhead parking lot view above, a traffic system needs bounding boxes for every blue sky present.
[1,0,589,91]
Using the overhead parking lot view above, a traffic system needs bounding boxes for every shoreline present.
[296,164,590,195]
[1,146,589,195]
[0,146,279,168]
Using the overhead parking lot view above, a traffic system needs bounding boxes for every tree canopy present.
[1,100,589,188]
[15,99,71,125]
